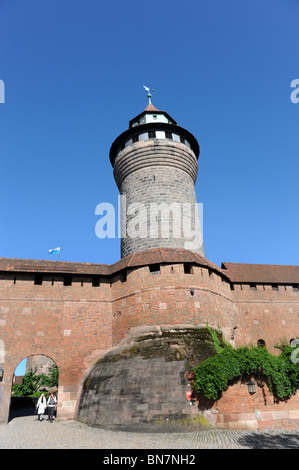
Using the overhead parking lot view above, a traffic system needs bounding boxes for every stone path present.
[0,414,298,449]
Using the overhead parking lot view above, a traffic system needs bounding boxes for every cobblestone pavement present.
[0,414,299,449]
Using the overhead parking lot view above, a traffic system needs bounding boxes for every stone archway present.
[9,354,59,422]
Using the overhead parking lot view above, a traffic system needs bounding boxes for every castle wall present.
[212,377,299,430]
[0,273,112,423]
[110,263,237,349]
[0,258,298,428]
[232,284,299,353]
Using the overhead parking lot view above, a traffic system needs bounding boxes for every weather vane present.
[143,85,154,104]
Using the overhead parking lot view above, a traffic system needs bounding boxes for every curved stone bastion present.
[76,324,221,431]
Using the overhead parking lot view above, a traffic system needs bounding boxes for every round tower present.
[109,98,204,259]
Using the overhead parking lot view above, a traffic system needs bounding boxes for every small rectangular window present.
[180,136,185,144]
[64,275,72,286]
[34,275,43,285]
[132,135,139,143]
[149,264,160,275]
[120,271,127,283]
[184,263,194,274]
[165,131,172,140]
[92,276,100,287]
[148,130,156,138]
[250,284,257,290]
[272,284,279,291]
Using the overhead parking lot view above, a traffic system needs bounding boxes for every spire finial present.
[143,85,154,104]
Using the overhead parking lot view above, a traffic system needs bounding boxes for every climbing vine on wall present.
[192,324,299,402]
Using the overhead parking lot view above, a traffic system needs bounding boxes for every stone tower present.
[109,99,205,258]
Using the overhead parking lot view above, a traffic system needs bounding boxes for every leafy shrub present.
[192,324,299,401]
[12,364,59,397]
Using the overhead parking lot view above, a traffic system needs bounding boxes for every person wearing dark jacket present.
[47,393,57,423]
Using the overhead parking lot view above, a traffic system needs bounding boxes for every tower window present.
[120,271,127,283]
[148,131,156,138]
[132,135,139,143]
[165,131,172,140]
[149,264,160,275]
[153,115,157,120]
[64,275,72,286]
[34,275,43,285]
[92,276,100,287]
[180,136,185,144]
[184,263,194,274]
[272,284,279,291]
[250,284,257,290]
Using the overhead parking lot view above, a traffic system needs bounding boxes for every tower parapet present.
[109,102,205,258]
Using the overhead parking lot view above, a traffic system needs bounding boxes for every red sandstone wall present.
[232,284,299,353]
[1,261,299,426]
[0,273,112,422]
[110,263,237,346]
[212,377,299,430]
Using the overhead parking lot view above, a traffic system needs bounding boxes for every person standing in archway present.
[36,393,46,421]
[46,393,57,423]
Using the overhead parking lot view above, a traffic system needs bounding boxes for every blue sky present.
[1,0,298,281]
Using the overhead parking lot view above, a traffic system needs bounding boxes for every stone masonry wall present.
[232,284,299,353]
[212,377,299,430]
[113,140,204,258]
[77,324,219,430]
[0,256,298,427]
[0,272,112,423]
[110,263,237,348]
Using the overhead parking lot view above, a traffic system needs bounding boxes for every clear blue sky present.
[1,0,299,280]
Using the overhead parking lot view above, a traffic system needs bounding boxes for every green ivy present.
[192,324,299,401]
